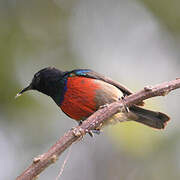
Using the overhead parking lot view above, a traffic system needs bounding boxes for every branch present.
[16,78,180,180]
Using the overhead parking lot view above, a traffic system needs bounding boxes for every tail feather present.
[129,105,170,129]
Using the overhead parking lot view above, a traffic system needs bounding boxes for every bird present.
[16,67,170,135]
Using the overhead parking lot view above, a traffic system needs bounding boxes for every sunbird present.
[16,67,170,134]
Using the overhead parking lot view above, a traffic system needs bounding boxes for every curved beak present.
[15,83,33,99]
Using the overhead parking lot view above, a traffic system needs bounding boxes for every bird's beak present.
[15,83,33,99]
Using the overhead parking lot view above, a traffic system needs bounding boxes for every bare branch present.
[16,79,180,180]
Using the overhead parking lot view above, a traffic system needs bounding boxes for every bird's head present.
[16,67,66,103]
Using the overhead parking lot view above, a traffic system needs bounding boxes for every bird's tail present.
[129,105,170,129]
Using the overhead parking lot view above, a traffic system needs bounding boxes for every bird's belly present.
[60,76,123,121]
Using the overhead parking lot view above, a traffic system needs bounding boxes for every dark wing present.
[68,69,132,95]
[67,69,144,106]
[84,70,134,95]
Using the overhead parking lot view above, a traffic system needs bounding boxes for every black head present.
[16,67,67,104]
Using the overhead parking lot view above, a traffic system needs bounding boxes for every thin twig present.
[16,78,180,180]
[56,146,72,180]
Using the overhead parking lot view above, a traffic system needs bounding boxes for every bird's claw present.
[118,97,129,113]
[72,127,85,137]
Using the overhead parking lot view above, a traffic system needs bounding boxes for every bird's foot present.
[78,120,83,126]
[119,96,129,113]
[77,120,102,137]
[88,129,102,137]
[71,127,85,142]
[77,120,92,137]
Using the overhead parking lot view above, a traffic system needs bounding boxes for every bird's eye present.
[36,76,40,83]
[34,73,41,83]
[35,72,40,78]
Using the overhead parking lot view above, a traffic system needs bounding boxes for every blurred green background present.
[0,0,180,179]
